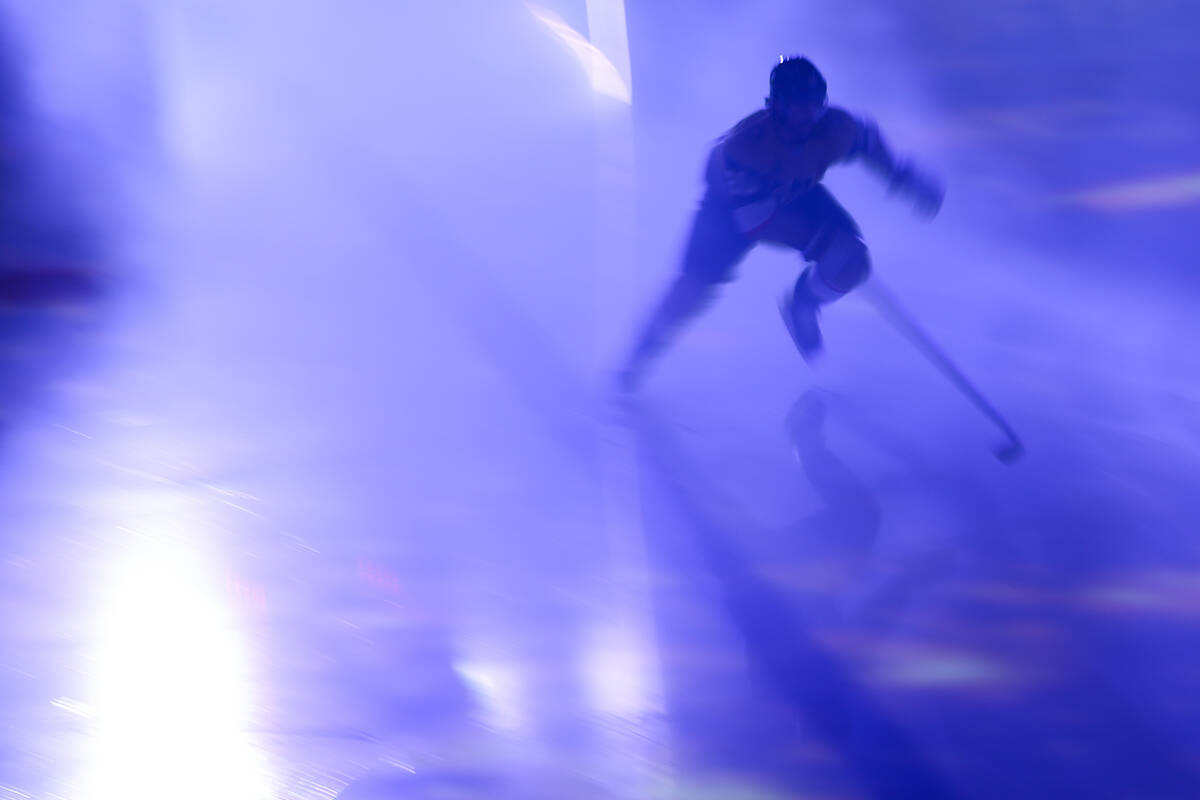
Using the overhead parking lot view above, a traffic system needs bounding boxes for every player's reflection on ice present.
[628,394,958,799]
[784,390,956,623]
[785,390,881,590]
[627,389,948,623]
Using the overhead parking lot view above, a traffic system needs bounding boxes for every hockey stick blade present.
[994,439,1024,464]
[862,280,1024,465]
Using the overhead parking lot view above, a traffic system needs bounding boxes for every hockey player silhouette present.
[619,56,943,391]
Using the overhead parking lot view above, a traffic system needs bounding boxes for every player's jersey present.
[709,106,871,235]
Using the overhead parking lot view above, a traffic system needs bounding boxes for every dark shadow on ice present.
[0,9,112,456]
[629,398,960,800]
[782,396,1200,798]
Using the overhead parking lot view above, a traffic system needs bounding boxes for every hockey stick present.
[860,279,1024,463]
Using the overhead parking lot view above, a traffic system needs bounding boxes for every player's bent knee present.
[814,235,870,296]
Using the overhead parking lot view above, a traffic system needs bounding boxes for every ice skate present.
[778,281,823,362]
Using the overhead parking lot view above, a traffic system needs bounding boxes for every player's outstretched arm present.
[852,117,944,218]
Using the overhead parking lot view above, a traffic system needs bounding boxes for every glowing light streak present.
[1065,171,1200,210]
[586,0,632,99]
[872,650,1015,688]
[527,4,632,104]
[452,658,529,733]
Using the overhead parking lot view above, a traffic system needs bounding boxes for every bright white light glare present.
[582,619,658,718]
[82,540,272,800]
[452,659,528,733]
[528,4,632,104]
